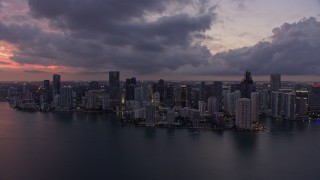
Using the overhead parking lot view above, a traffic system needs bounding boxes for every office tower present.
[198,101,206,116]
[283,93,295,119]
[207,96,219,114]
[200,81,206,101]
[213,81,223,101]
[86,91,97,109]
[43,80,50,105]
[236,98,252,129]
[295,97,307,118]
[251,92,259,122]
[225,90,241,115]
[240,71,253,99]
[271,91,282,117]
[158,79,165,103]
[308,84,320,111]
[146,105,156,126]
[53,74,61,97]
[165,84,174,107]
[190,89,199,109]
[180,85,187,107]
[206,84,213,100]
[60,85,73,109]
[152,92,160,107]
[270,74,281,91]
[125,77,136,101]
[109,71,120,109]
[258,89,269,112]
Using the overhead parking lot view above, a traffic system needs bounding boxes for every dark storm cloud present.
[212,17,320,75]
[23,69,47,73]
[0,0,216,73]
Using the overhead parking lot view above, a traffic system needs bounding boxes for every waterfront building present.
[146,105,156,126]
[295,97,307,118]
[60,86,73,109]
[109,71,120,110]
[271,91,282,117]
[308,84,320,111]
[236,98,251,129]
[283,93,295,119]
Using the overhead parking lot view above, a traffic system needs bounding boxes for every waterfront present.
[0,102,319,180]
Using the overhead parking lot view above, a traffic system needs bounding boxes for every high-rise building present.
[60,85,73,109]
[165,84,175,107]
[198,101,206,116]
[240,71,253,99]
[296,97,307,118]
[224,90,241,116]
[213,81,223,101]
[43,80,50,104]
[308,84,320,111]
[283,93,295,119]
[158,79,165,103]
[180,85,187,107]
[200,81,206,101]
[125,77,136,101]
[109,71,120,109]
[271,91,282,117]
[53,74,61,97]
[251,92,259,122]
[270,74,281,91]
[236,98,251,129]
[258,89,269,112]
[146,105,156,126]
[207,96,219,114]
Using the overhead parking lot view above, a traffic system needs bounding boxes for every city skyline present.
[0,0,320,81]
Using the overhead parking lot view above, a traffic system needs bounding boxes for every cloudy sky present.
[0,0,320,81]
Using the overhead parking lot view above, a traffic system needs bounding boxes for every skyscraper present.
[308,84,320,111]
[109,71,120,109]
[180,85,187,107]
[270,74,281,91]
[271,91,282,117]
[60,85,73,109]
[200,81,206,102]
[236,98,251,129]
[52,74,61,97]
[213,81,223,101]
[240,71,253,99]
[283,93,295,119]
[125,77,136,101]
[158,79,165,103]
[251,92,259,122]
[207,96,219,114]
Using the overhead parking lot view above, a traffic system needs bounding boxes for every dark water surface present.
[0,102,319,180]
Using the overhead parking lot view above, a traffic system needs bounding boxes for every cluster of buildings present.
[1,70,319,130]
